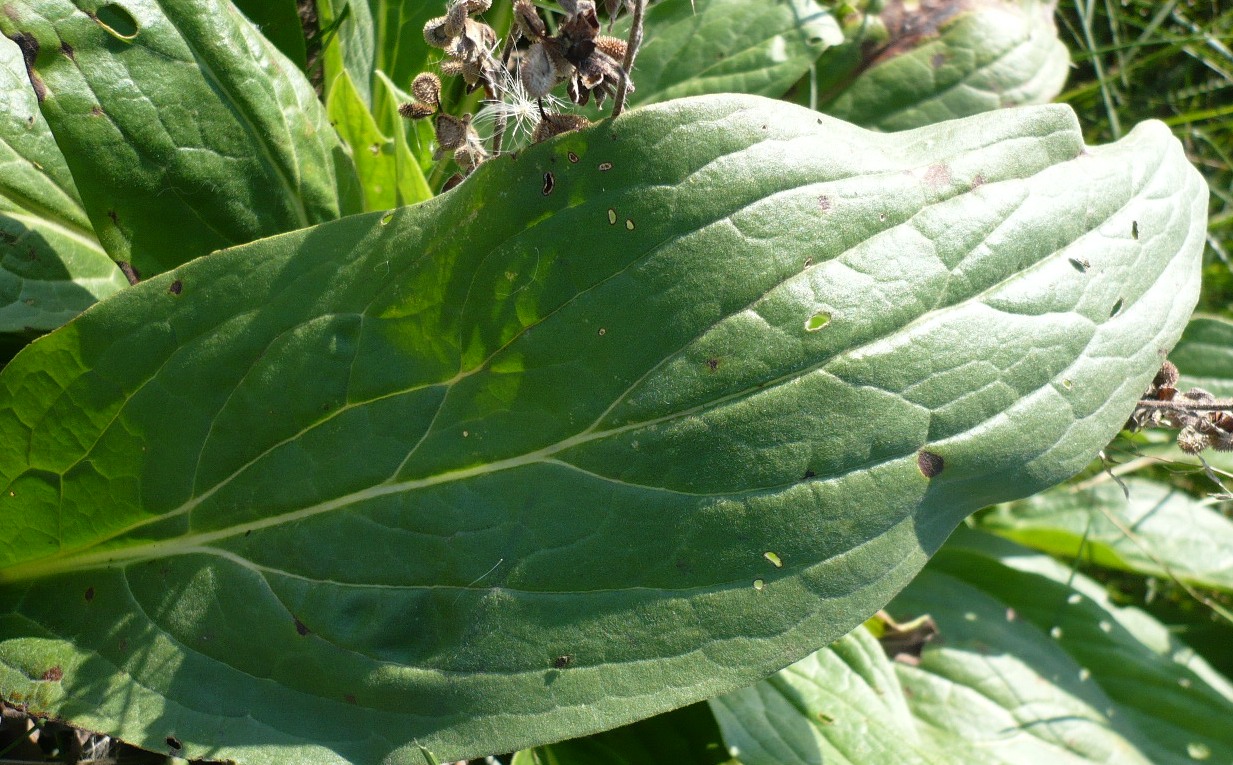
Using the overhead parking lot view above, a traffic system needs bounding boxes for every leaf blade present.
[0,97,1208,762]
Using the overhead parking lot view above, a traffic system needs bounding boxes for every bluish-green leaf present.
[0,35,125,335]
[624,0,842,106]
[0,98,1207,763]
[980,477,1233,594]
[818,0,1070,130]
[711,529,1233,765]
[0,0,362,277]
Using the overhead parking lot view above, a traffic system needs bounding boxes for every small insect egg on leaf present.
[607,208,617,225]
[625,219,634,230]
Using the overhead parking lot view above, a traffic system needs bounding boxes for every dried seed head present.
[1186,386,1216,402]
[1153,361,1180,389]
[441,173,465,192]
[411,73,442,107]
[1213,432,1233,451]
[514,0,547,40]
[434,113,470,154]
[444,0,468,37]
[521,42,559,98]
[532,112,591,143]
[557,0,597,16]
[1177,426,1210,455]
[595,35,627,61]
[423,15,453,48]
[399,101,437,119]
[454,143,488,174]
[464,0,492,13]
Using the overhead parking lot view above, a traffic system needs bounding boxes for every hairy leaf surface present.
[711,529,1233,765]
[0,0,361,277]
[0,36,124,335]
[0,97,1208,763]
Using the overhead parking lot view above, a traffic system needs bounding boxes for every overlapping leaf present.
[0,0,362,277]
[0,97,1207,763]
[818,0,1070,130]
[1169,314,1233,397]
[980,477,1233,593]
[711,529,1233,765]
[0,36,124,336]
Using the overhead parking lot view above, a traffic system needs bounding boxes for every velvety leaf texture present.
[0,0,361,277]
[0,97,1208,763]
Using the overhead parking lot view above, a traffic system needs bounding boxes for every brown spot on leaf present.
[552,654,573,669]
[803,469,816,479]
[294,617,310,636]
[917,450,944,478]
[90,105,104,117]
[542,171,555,196]
[817,195,831,212]
[60,41,74,59]
[970,173,987,189]
[567,151,579,163]
[166,736,182,750]
[706,358,719,371]
[9,33,45,102]
[598,162,613,172]
[41,666,63,682]
[168,280,182,295]
[84,586,95,602]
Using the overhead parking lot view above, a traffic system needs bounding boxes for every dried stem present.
[611,0,645,118]
[1136,398,1233,412]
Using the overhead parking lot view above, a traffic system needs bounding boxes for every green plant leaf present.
[0,36,125,336]
[624,0,843,106]
[1168,314,1233,397]
[318,0,376,106]
[711,529,1233,765]
[368,0,441,108]
[233,0,308,72]
[0,0,362,278]
[372,70,434,206]
[818,0,1070,131]
[0,97,1207,763]
[510,703,734,765]
[979,476,1233,594]
[327,69,398,211]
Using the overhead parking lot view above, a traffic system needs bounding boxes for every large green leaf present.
[624,0,842,106]
[327,68,398,212]
[711,529,1233,765]
[979,476,1233,594]
[233,0,308,72]
[317,0,376,107]
[0,98,1207,763]
[0,35,124,335]
[0,0,361,278]
[818,0,1070,131]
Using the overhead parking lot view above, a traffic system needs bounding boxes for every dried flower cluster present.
[1131,360,1233,454]
[403,0,639,185]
